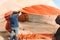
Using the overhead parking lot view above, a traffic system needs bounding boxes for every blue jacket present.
[10,14,19,28]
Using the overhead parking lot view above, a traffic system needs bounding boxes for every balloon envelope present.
[22,5,60,15]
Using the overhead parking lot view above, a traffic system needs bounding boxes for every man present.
[54,15,60,40]
[10,11,21,40]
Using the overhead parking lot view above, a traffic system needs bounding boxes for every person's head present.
[13,11,20,14]
[55,15,60,25]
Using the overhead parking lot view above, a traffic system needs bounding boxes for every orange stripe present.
[40,5,60,15]
[23,7,36,13]
[18,34,54,39]
[22,5,60,15]
[4,11,13,17]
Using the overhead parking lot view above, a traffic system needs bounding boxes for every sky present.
[53,0,60,9]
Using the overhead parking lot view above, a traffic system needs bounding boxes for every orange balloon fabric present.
[22,5,60,15]
[4,11,13,33]
[18,12,28,22]
[18,34,54,39]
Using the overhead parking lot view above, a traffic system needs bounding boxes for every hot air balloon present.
[0,0,60,40]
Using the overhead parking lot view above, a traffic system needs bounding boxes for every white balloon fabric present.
[0,0,58,31]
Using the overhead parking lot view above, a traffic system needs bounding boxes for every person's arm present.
[17,11,22,16]
[19,12,22,16]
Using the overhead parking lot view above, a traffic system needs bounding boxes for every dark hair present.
[13,11,20,14]
[13,11,18,14]
[55,15,60,25]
